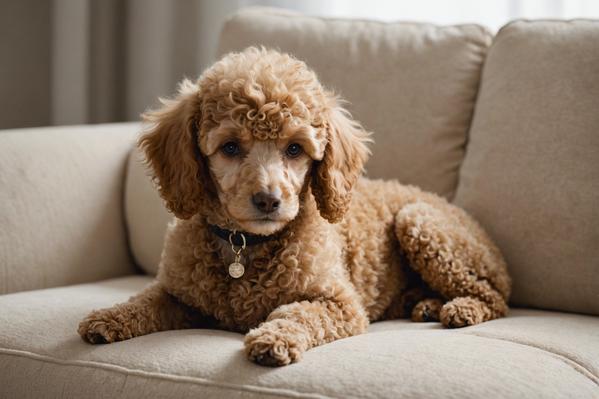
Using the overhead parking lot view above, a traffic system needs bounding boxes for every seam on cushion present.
[0,348,333,399]
[459,332,599,387]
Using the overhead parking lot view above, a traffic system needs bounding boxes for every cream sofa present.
[1,8,598,399]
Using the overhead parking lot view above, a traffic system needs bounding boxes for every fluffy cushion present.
[453,20,599,315]
[0,123,138,294]
[1,277,598,398]
[219,7,492,199]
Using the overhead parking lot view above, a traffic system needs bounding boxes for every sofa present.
[1,7,598,399]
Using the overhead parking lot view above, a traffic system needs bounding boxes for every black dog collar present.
[208,224,277,247]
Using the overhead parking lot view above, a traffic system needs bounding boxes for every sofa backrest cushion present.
[0,123,138,294]
[125,146,172,276]
[453,20,599,315]
[219,7,492,199]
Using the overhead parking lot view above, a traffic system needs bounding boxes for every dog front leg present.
[78,282,202,344]
[244,297,368,366]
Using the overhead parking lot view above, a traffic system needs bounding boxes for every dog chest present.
[163,255,307,331]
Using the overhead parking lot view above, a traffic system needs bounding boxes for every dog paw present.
[440,297,487,328]
[244,321,307,367]
[411,298,443,322]
[77,308,129,344]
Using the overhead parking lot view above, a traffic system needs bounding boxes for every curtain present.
[2,0,598,129]
[50,0,330,127]
[51,0,239,126]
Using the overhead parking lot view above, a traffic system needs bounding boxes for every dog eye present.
[285,143,303,158]
[221,141,240,157]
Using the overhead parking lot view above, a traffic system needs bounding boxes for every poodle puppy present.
[78,47,511,366]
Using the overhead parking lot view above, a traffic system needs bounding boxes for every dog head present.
[140,47,370,235]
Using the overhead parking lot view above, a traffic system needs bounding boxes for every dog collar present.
[209,224,277,279]
[208,224,277,247]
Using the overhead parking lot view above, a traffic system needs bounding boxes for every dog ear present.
[139,79,211,219]
[311,102,371,223]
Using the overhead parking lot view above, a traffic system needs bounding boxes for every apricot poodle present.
[78,47,511,366]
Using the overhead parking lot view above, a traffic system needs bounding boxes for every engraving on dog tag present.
[228,262,245,278]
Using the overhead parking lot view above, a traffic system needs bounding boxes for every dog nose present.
[252,192,281,213]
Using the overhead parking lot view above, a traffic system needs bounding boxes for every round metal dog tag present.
[228,262,245,278]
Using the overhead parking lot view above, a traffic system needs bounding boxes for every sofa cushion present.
[1,277,598,398]
[453,20,599,315]
[219,7,492,199]
[0,123,138,294]
[125,146,172,275]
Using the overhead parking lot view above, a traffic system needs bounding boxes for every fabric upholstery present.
[1,277,598,399]
[453,20,599,315]
[0,123,139,294]
[219,7,492,199]
[125,145,172,275]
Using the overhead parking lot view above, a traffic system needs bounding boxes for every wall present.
[0,1,52,129]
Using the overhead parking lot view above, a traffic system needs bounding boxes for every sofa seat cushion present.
[1,278,598,398]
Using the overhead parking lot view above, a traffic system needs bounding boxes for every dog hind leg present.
[411,298,444,322]
[384,285,444,322]
[394,201,509,328]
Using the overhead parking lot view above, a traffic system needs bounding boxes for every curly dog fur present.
[78,47,511,366]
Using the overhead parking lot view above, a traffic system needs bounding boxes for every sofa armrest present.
[0,123,140,294]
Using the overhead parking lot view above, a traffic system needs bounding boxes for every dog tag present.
[228,262,245,278]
